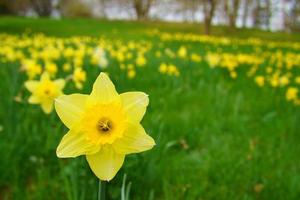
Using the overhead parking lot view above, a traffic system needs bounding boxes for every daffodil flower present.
[25,72,65,114]
[55,73,155,181]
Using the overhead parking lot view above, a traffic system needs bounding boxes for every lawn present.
[0,17,299,200]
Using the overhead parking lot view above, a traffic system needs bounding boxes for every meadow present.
[0,17,300,200]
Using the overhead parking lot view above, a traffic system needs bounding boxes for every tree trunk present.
[242,0,250,27]
[133,0,153,20]
[252,0,260,27]
[30,0,52,17]
[224,0,240,28]
[265,0,271,30]
[98,0,107,18]
[203,0,216,35]
[204,17,211,34]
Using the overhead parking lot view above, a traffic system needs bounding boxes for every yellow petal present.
[25,81,39,93]
[113,123,155,155]
[28,95,40,104]
[86,146,125,181]
[41,72,50,81]
[89,73,119,104]
[41,101,53,114]
[57,129,100,158]
[54,79,65,90]
[120,92,149,123]
[55,94,88,129]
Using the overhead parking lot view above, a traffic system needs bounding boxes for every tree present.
[252,0,272,29]
[98,0,107,18]
[132,0,154,20]
[284,0,300,32]
[0,0,30,15]
[59,0,92,18]
[30,0,53,17]
[203,0,217,35]
[175,0,201,22]
[241,0,253,27]
[224,0,240,28]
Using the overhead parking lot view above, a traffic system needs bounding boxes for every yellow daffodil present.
[295,76,300,84]
[63,63,71,72]
[286,87,298,102]
[190,53,202,62]
[168,64,180,76]
[127,69,136,79]
[159,63,168,74]
[22,59,42,79]
[55,73,155,181]
[206,53,220,68]
[25,72,65,114]
[136,54,146,67]
[73,68,86,89]
[230,71,237,79]
[178,46,187,58]
[255,76,265,87]
[92,48,108,69]
[279,76,290,86]
[45,62,58,77]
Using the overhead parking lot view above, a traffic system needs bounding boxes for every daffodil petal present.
[120,92,149,123]
[55,94,88,129]
[41,101,53,114]
[28,95,40,104]
[86,146,125,181]
[54,79,65,90]
[57,129,100,158]
[89,73,119,104]
[41,72,50,81]
[25,81,39,93]
[113,123,155,155]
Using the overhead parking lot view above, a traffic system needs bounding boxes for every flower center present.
[97,118,113,133]
[44,89,50,95]
[81,102,127,145]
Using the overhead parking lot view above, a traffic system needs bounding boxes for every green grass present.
[0,17,300,200]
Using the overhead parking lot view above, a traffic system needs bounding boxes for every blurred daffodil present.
[55,73,155,181]
[127,69,136,79]
[255,76,265,87]
[73,67,86,89]
[25,72,65,114]
[178,46,187,58]
[136,54,146,67]
[286,87,299,103]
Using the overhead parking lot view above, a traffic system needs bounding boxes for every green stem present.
[98,180,107,200]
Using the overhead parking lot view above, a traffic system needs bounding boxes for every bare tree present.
[175,0,201,22]
[132,0,154,20]
[224,0,240,28]
[203,0,217,35]
[252,0,272,29]
[98,0,107,18]
[242,0,253,27]
[291,0,300,31]
[59,0,92,18]
[30,0,53,16]
[284,0,300,32]
[0,0,30,15]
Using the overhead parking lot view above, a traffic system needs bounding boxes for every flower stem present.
[98,179,106,200]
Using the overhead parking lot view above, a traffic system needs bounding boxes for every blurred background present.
[0,0,300,33]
